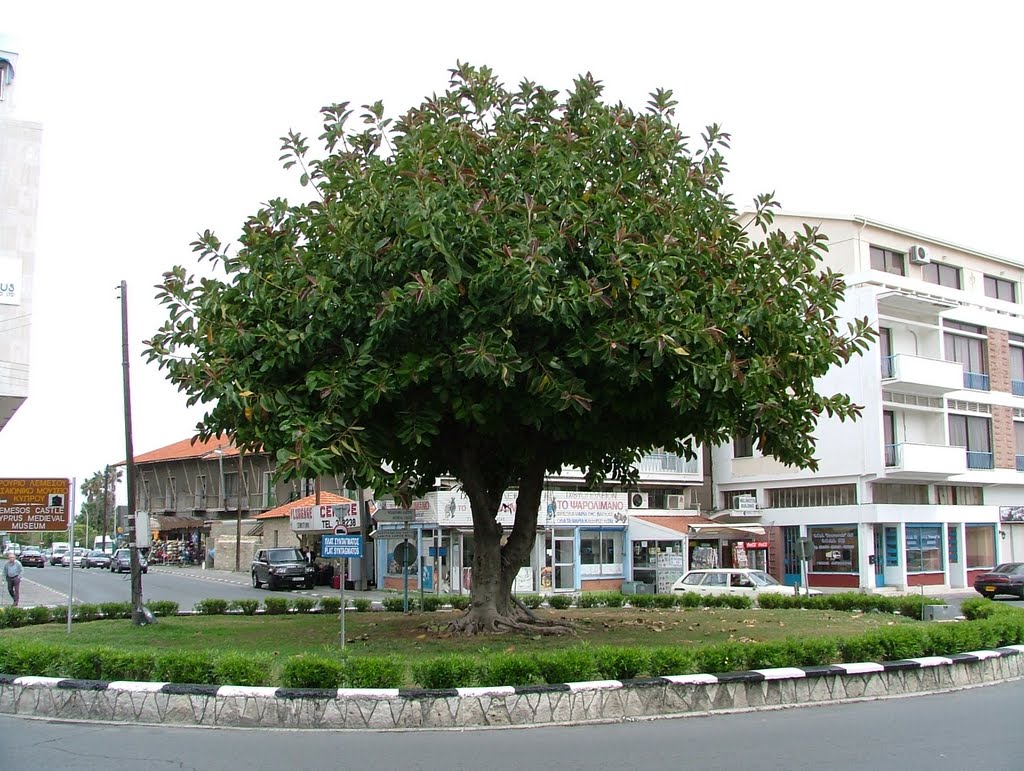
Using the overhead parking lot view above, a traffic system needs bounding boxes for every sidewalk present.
[1,573,69,610]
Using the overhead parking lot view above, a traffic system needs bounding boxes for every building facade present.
[712,214,1023,591]
[0,43,42,433]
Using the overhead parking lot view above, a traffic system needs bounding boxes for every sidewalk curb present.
[1,646,1021,730]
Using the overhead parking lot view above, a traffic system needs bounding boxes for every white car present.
[671,568,822,598]
[60,547,89,567]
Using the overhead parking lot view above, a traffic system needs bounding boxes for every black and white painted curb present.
[1,645,1021,729]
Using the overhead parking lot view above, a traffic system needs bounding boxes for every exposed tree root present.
[446,597,576,636]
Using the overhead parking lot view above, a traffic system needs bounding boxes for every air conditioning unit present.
[629,492,650,509]
[666,494,686,510]
[908,245,930,264]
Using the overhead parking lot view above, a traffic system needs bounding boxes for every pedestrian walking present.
[4,550,23,607]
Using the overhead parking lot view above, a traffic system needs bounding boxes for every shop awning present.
[152,515,208,532]
[627,517,690,541]
[688,523,767,539]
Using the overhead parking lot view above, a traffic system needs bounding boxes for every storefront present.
[686,523,769,572]
[374,490,630,594]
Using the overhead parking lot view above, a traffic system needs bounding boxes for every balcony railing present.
[1013,379,1024,397]
[963,371,990,391]
[966,451,994,470]
[880,355,894,379]
[636,452,700,475]
[1017,455,1024,472]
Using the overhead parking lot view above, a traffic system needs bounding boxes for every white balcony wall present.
[888,442,966,476]
[885,354,963,394]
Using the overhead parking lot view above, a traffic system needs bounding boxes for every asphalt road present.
[1,679,1022,770]
[10,563,340,612]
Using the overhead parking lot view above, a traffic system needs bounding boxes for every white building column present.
[857,523,875,590]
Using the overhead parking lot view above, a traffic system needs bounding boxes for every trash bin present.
[331,575,341,590]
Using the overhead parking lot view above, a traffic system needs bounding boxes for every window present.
[922,262,961,289]
[681,573,705,586]
[1016,423,1024,472]
[879,327,893,378]
[966,524,996,569]
[766,484,857,508]
[1010,336,1024,396]
[883,410,897,466]
[195,475,207,507]
[870,246,905,276]
[0,60,8,102]
[262,471,276,508]
[808,525,858,573]
[905,524,943,572]
[948,414,993,469]
[701,572,727,587]
[733,435,753,458]
[139,479,151,511]
[944,322,988,390]
[934,485,983,505]
[984,275,1016,303]
[579,530,623,576]
[724,489,756,509]
[871,483,928,505]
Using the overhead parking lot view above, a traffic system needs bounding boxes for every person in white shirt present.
[4,551,23,606]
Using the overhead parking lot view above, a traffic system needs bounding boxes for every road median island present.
[1,597,1022,729]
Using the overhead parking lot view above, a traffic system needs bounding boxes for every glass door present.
[552,529,575,591]
[873,525,885,587]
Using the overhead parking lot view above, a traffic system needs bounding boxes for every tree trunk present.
[447,453,573,635]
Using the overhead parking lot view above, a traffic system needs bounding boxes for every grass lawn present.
[1,606,921,660]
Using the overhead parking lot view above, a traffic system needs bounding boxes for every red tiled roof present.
[129,435,241,465]
[631,514,717,535]
[254,492,353,520]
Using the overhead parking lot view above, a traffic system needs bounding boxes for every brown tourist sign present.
[0,478,71,532]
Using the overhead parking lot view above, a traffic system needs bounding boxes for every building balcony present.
[883,442,968,478]
[1016,455,1024,472]
[962,371,990,391]
[1012,380,1024,397]
[880,354,964,396]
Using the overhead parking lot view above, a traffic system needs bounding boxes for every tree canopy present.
[146,63,873,631]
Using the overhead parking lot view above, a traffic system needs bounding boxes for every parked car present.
[82,549,112,569]
[671,568,822,599]
[49,544,70,566]
[110,548,148,574]
[251,547,316,590]
[19,546,46,568]
[60,547,89,567]
[973,563,1024,599]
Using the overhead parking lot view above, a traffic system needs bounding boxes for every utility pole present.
[101,465,110,552]
[235,446,244,572]
[119,280,149,625]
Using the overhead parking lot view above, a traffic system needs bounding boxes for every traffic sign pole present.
[340,557,346,648]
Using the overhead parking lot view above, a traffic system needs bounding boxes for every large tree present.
[146,64,874,633]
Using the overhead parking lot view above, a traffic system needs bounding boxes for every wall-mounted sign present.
[0,257,21,306]
[0,478,70,532]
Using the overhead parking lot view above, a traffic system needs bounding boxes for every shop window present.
[579,529,623,577]
[385,536,418,576]
[934,485,983,505]
[807,525,858,573]
[871,483,928,504]
[965,524,996,569]
[905,524,943,573]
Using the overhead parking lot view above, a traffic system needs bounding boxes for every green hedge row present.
[2,608,1021,689]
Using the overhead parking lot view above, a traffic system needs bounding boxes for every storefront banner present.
[999,506,1024,523]
[415,490,629,527]
[290,503,359,532]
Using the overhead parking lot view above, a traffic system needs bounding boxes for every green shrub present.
[576,593,602,608]
[648,646,697,676]
[602,591,625,608]
[98,602,132,620]
[98,650,157,681]
[421,595,445,612]
[446,594,471,610]
[780,637,839,667]
[594,646,650,680]
[628,593,656,608]
[478,653,540,687]
[547,594,573,610]
[229,599,261,616]
[74,603,101,622]
[154,650,217,684]
[319,596,341,614]
[213,652,273,686]
[412,654,478,689]
[710,595,753,610]
[755,593,794,610]
[837,631,890,664]
[263,597,290,615]
[382,596,416,612]
[344,656,407,688]
[672,591,702,608]
[0,640,64,676]
[742,642,792,670]
[517,594,543,609]
[651,594,677,609]
[961,598,999,620]
[27,605,53,625]
[291,597,316,614]
[693,642,748,674]
[147,600,180,617]
[352,598,372,612]
[195,598,230,615]
[280,654,345,688]
[536,647,597,684]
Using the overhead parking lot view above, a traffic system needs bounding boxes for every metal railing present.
[963,371,990,391]
[884,443,900,467]
[966,451,994,470]
[1013,380,1024,397]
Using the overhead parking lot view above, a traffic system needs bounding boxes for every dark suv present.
[251,547,315,590]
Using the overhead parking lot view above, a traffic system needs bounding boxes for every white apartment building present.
[0,43,41,433]
[713,213,1024,592]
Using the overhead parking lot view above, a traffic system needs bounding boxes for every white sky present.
[2,1,1023,499]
